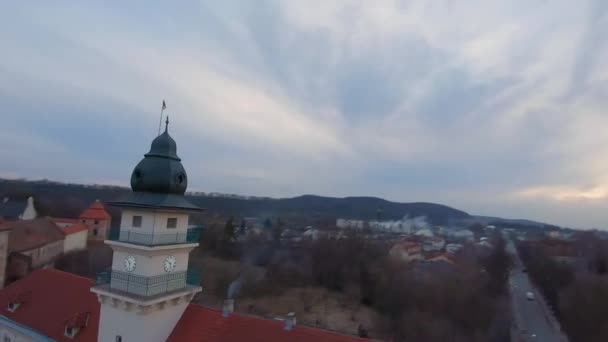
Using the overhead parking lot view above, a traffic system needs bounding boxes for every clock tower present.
[91,118,203,342]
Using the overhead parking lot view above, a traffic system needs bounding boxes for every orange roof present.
[79,200,110,220]
[168,305,367,342]
[0,269,367,342]
[0,269,99,341]
[62,223,89,235]
[50,217,80,225]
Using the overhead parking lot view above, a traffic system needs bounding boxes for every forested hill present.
[0,179,470,224]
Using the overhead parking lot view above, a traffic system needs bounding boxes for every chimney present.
[222,299,234,317]
[284,312,296,331]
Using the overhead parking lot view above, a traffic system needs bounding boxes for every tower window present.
[167,218,177,229]
[116,336,122,342]
[132,216,142,228]
[94,220,99,225]
[93,229,98,236]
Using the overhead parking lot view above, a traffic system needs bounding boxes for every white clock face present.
[124,255,136,272]
[164,256,176,272]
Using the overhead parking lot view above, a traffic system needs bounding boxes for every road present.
[506,239,568,342]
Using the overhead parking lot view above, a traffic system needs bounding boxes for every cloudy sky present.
[1,1,608,228]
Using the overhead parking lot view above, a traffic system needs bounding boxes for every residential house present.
[446,243,463,254]
[49,219,89,253]
[414,228,434,238]
[336,219,365,230]
[389,241,423,262]
[0,218,65,285]
[0,197,37,221]
[449,229,475,242]
[61,224,88,254]
[422,237,446,252]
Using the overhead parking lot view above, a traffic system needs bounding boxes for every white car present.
[526,291,535,300]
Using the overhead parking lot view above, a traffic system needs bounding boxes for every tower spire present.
[165,116,169,133]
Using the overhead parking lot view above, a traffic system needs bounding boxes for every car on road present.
[526,291,535,300]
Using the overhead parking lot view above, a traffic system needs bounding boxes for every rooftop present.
[0,269,367,342]
[0,269,99,341]
[61,223,89,235]
[79,200,111,220]
[168,305,367,342]
[0,218,65,252]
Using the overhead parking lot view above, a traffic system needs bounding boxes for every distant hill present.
[471,215,561,230]
[0,179,469,225]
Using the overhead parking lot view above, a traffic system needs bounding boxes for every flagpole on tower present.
[157,100,167,136]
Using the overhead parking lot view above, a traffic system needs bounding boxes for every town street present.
[507,240,568,342]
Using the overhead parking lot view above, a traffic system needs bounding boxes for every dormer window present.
[64,326,80,339]
[7,302,20,312]
[64,312,90,339]
[167,218,177,229]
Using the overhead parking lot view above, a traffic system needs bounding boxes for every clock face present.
[124,255,136,272]
[164,255,176,272]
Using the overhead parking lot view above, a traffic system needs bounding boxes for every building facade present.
[91,120,203,342]
[79,201,111,242]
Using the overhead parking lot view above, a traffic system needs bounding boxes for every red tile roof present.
[79,200,111,220]
[50,217,80,226]
[168,305,366,342]
[0,218,65,252]
[62,223,89,235]
[0,269,99,341]
[0,269,367,342]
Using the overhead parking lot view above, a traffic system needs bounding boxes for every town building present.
[0,197,37,221]
[61,223,89,253]
[0,119,365,342]
[422,237,446,252]
[389,241,423,262]
[445,243,464,254]
[2,218,65,285]
[79,200,111,242]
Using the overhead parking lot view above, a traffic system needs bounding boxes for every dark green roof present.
[108,192,201,211]
[111,119,202,211]
[130,124,188,195]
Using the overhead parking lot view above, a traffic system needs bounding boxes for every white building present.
[422,237,446,252]
[446,243,464,254]
[62,223,89,253]
[91,120,202,342]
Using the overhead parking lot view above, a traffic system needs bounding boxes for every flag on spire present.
[162,100,167,111]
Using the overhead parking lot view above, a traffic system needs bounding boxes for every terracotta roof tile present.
[0,269,99,341]
[168,305,367,342]
[79,200,111,220]
[50,217,80,226]
[2,218,65,252]
[0,270,367,342]
[62,223,89,235]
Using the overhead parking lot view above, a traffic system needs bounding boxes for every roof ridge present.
[188,304,367,339]
[37,269,94,284]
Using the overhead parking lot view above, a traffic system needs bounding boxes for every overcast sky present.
[1,1,608,228]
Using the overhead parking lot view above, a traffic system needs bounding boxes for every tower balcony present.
[95,269,202,298]
[107,227,201,246]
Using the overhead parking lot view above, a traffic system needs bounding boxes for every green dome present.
[130,124,188,194]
